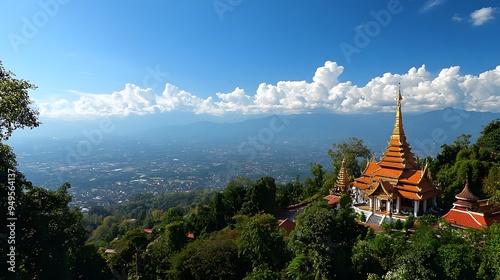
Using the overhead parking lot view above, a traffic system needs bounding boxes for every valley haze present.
[8,108,499,208]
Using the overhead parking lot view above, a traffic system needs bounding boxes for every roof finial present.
[397,81,402,104]
[392,82,404,138]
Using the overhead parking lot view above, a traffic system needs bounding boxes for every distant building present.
[443,181,500,230]
[352,87,441,217]
[324,194,341,209]
[278,218,296,232]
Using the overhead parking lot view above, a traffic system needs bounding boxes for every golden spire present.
[391,82,404,139]
[334,158,350,194]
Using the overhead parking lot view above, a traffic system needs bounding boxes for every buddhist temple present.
[352,86,441,217]
[443,180,500,230]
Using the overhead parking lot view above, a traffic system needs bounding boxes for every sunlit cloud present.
[469,7,498,26]
[38,62,500,119]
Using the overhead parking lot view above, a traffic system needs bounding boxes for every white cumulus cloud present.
[469,7,498,26]
[38,61,500,119]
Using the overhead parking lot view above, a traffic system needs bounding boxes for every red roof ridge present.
[450,207,487,217]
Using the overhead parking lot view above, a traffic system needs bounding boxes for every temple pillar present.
[396,197,401,213]
[432,196,437,207]
[369,197,373,211]
[423,199,427,213]
[387,200,392,217]
[413,200,419,217]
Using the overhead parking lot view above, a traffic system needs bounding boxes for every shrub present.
[392,219,404,230]
[404,215,415,230]
[359,212,366,222]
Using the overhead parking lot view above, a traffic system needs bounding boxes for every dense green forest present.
[1,61,500,279]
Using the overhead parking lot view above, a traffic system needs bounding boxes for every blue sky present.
[1,0,499,120]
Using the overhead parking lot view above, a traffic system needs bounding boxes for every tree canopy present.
[328,136,372,178]
[0,61,40,141]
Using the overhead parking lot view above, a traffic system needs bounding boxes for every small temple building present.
[352,87,441,217]
[443,181,500,230]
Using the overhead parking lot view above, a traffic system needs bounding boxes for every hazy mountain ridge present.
[11,108,500,157]
[136,108,499,157]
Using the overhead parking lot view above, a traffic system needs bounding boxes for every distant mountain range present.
[9,108,500,158]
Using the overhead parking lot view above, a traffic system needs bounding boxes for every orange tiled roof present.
[353,182,371,190]
[356,176,373,184]
[443,209,485,230]
[328,196,341,205]
[400,170,423,183]
[382,155,401,162]
[397,190,421,200]
[384,151,405,157]
[375,168,403,178]
[396,183,421,192]
[379,161,405,169]
[388,139,403,146]
[364,162,380,174]
[324,195,337,201]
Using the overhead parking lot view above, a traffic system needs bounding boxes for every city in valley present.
[15,135,330,209]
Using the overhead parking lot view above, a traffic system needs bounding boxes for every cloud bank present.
[38,61,500,119]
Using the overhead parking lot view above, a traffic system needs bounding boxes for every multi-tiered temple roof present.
[453,179,479,209]
[334,159,350,194]
[352,87,441,201]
